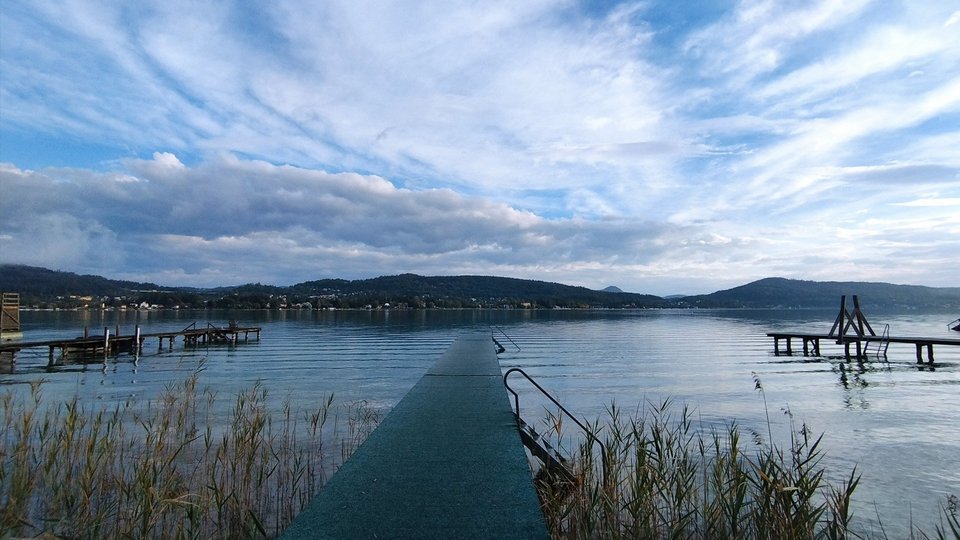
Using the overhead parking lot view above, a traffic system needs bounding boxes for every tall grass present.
[0,373,380,538]
[534,378,959,539]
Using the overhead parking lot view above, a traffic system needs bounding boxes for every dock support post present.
[916,344,923,364]
[773,337,780,356]
[48,346,55,367]
[104,328,110,359]
[844,341,851,361]
[785,337,793,355]
[802,338,809,356]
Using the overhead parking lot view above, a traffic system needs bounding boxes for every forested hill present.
[0,265,164,298]
[2,265,958,310]
[276,273,666,308]
[0,265,665,308]
[680,277,960,309]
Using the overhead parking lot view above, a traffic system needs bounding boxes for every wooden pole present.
[829,296,846,339]
[853,296,864,337]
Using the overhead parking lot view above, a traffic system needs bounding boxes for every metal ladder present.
[503,367,607,483]
[864,323,891,359]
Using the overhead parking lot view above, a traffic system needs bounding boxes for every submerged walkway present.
[281,333,549,539]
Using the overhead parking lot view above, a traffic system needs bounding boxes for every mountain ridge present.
[1,264,957,310]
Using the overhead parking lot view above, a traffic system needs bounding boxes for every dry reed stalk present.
[0,373,381,538]
[532,380,958,539]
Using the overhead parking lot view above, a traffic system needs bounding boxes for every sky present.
[1,1,958,296]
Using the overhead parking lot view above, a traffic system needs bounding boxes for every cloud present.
[0,212,122,270]
[893,198,960,208]
[683,0,874,83]
[2,1,959,294]
[0,157,699,290]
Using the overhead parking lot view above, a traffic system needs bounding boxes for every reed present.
[534,379,959,539]
[0,373,380,538]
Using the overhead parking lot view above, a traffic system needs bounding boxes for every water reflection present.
[3,308,958,537]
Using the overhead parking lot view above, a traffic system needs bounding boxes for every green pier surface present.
[280,332,550,539]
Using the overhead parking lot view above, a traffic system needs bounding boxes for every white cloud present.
[894,198,960,208]
[683,0,874,82]
[0,159,700,291]
[2,1,959,293]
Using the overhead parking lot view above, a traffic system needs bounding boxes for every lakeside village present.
[25,291,570,312]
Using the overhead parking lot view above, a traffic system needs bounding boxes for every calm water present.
[3,308,959,535]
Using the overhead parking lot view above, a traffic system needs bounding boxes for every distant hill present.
[0,265,666,309]
[2,265,957,310]
[288,274,666,308]
[0,264,164,299]
[679,277,960,310]
[601,286,624,293]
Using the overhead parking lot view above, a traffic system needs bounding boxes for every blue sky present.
[1,1,958,295]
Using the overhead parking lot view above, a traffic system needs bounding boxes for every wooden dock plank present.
[280,333,549,539]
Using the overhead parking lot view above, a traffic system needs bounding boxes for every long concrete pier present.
[281,333,549,539]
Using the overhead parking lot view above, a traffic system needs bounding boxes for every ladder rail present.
[503,367,608,483]
[491,325,521,352]
[864,323,891,359]
[879,323,890,357]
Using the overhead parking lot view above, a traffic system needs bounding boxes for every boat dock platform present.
[768,295,960,364]
[0,322,261,367]
[767,331,960,363]
[280,333,549,539]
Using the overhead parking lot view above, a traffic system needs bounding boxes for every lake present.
[3,307,959,536]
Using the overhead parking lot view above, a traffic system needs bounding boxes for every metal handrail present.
[503,367,608,482]
[491,325,521,351]
[181,321,197,333]
[879,323,891,357]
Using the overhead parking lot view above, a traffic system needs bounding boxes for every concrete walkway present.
[281,332,549,539]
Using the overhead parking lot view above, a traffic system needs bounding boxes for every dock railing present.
[491,325,521,354]
[503,367,608,484]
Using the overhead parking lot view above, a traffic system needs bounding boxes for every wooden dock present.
[0,322,261,367]
[768,295,960,364]
[280,333,549,539]
[767,331,960,364]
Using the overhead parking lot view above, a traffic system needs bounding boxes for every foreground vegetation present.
[534,381,959,539]
[3,373,957,539]
[1,374,381,538]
